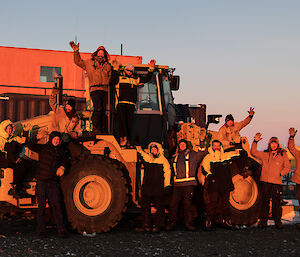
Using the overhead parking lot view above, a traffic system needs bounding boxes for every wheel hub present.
[73,175,112,216]
[229,174,258,210]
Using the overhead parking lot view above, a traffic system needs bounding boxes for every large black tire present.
[229,159,262,225]
[61,155,128,233]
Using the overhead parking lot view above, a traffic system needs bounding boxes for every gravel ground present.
[0,214,300,257]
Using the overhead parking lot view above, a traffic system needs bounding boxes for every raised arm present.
[136,146,153,163]
[250,132,265,160]
[288,127,298,157]
[235,107,255,131]
[69,41,86,70]
[49,87,60,112]
[138,59,156,84]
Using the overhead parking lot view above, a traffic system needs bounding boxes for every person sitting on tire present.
[201,140,240,231]
[29,131,69,237]
[166,139,199,231]
[0,120,31,197]
[288,128,300,229]
[49,86,83,143]
[251,133,290,229]
[218,107,255,151]
[136,142,171,232]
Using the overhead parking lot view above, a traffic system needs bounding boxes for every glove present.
[289,128,297,137]
[206,173,216,184]
[56,166,65,177]
[52,87,60,95]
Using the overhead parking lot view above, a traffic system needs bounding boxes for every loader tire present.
[229,172,261,225]
[61,155,128,233]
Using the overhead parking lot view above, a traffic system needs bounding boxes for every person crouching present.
[136,142,171,232]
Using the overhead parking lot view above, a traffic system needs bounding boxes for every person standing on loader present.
[251,133,290,229]
[287,128,300,229]
[166,139,199,231]
[218,107,255,151]
[0,120,31,197]
[29,131,69,237]
[201,140,240,230]
[117,60,156,148]
[70,41,112,133]
[136,142,171,232]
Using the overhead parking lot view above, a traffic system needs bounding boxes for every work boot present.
[204,218,212,231]
[58,229,69,238]
[135,226,151,232]
[185,223,196,232]
[275,220,283,230]
[152,226,161,233]
[223,219,234,230]
[258,219,268,229]
[165,223,176,231]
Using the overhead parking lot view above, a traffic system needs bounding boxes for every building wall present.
[0,46,143,98]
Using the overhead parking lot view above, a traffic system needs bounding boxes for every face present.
[212,142,221,151]
[270,142,278,151]
[226,120,234,127]
[5,125,13,135]
[125,68,134,76]
[150,146,158,156]
[52,136,60,147]
[65,104,73,113]
[179,142,187,151]
[96,50,106,62]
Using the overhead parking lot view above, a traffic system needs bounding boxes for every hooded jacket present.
[117,68,154,105]
[49,88,83,141]
[0,120,26,155]
[73,46,112,92]
[29,131,68,181]
[251,138,290,185]
[288,136,300,184]
[137,142,171,189]
[200,145,240,192]
[218,115,253,150]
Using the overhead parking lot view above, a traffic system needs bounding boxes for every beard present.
[95,55,105,63]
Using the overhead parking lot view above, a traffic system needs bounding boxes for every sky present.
[1,0,300,148]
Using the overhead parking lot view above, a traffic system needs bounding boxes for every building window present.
[40,66,61,82]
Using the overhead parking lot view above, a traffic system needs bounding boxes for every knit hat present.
[65,98,76,109]
[225,114,234,123]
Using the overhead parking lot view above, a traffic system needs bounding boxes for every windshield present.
[136,73,160,113]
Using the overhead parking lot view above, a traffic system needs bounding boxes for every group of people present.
[70,41,155,147]
[0,43,299,237]
[136,107,300,233]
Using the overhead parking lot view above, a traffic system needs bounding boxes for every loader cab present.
[132,68,178,149]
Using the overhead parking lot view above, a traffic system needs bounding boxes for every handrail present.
[0,84,85,95]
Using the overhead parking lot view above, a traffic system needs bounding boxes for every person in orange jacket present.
[251,133,290,229]
[70,41,112,133]
[288,128,300,229]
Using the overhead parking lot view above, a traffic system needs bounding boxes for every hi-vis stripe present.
[173,153,195,183]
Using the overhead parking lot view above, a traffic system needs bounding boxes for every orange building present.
[0,46,143,98]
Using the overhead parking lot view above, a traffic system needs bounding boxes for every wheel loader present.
[0,63,263,233]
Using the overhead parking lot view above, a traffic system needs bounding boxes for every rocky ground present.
[0,213,300,257]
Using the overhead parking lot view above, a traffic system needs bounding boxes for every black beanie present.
[225,114,234,123]
[66,98,76,109]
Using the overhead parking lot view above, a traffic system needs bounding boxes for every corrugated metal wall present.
[0,93,86,122]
